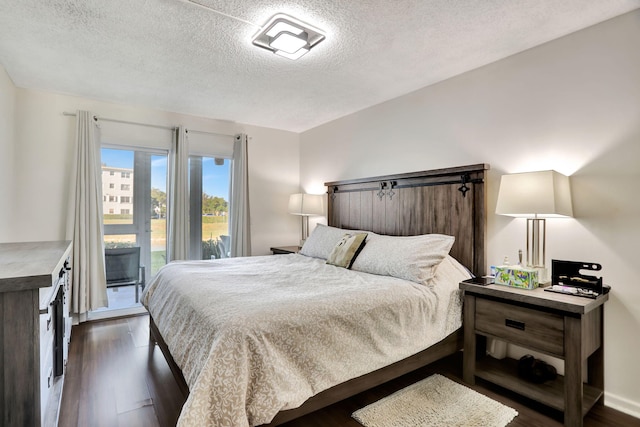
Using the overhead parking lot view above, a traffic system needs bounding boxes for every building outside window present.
[102,166,133,217]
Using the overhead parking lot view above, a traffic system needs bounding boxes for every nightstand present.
[459,281,608,427]
[270,246,300,255]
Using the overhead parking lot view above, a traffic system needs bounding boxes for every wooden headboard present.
[325,164,489,276]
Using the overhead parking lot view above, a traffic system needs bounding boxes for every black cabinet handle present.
[505,319,525,331]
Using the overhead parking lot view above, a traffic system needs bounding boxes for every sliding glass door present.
[97,147,168,315]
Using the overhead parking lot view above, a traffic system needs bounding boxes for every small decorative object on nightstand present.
[270,246,300,255]
[460,279,608,427]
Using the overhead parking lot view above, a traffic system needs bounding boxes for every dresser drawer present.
[475,298,565,356]
[39,333,54,422]
[39,307,54,347]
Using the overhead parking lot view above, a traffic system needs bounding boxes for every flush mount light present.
[275,47,309,60]
[270,32,307,53]
[252,13,325,60]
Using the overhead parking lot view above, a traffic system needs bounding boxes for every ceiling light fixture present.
[252,14,325,60]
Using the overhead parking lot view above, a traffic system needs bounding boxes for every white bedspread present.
[142,254,470,427]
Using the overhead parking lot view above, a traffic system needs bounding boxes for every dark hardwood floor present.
[60,315,639,426]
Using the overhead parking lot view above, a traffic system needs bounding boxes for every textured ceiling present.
[0,0,637,132]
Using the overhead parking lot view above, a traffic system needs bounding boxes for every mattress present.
[142,253,470,426]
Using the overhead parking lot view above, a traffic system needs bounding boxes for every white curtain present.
[229,134,251,257]
[66,110,108,315]
[168,126,189,261]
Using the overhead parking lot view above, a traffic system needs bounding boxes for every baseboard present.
[605,391,640,419]
[87,305,147,321]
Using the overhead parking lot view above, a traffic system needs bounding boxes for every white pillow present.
[299,224,352,260]
[351,233,455,284]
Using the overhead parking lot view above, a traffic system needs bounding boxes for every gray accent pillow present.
[326,233,368,268]
[351,233,455,284]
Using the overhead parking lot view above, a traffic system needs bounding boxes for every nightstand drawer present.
[476,298,564,356]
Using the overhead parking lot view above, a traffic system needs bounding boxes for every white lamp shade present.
[495,170,573,218]
[288,193,324,216]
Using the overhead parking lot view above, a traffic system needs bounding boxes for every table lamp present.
[288,193,324,246]
[495,170,573,281]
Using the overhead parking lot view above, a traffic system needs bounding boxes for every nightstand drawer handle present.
[505,319,525,331]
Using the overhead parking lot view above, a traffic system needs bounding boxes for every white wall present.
[300,11,640,417]
[0,65,16,239]
[244,124,301,255]
[2,82,300,255]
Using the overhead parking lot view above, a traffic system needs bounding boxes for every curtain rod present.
[186,128,235,138]
[63,111,176,131]
[63,111,235,137]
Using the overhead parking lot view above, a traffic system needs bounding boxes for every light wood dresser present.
[460,281,608,427]
[0,241,72,427]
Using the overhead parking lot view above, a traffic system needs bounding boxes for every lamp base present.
[526,218,546,268]
[300,216,310,248]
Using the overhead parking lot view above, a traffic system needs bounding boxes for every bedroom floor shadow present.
[59,315,640,427]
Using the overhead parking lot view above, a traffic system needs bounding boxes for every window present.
[109,183,114,189]
[188,156,231,260]
[110,171,115,176]
[102,147,168,280]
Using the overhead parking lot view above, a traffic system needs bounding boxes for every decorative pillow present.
[351,233,455,284]
[326,233,368,268]
[299,224,351,260]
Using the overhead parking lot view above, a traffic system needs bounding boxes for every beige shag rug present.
[352,374,518,427]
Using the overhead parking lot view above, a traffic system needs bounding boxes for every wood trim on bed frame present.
[267,330,463,426]
[148,163,489,426]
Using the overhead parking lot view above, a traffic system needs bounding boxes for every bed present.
[143,163,488,426]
